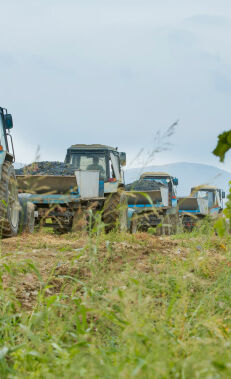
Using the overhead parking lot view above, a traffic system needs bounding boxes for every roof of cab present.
[68,144,117,151]
[140,172,171,179]
[191,185,218,192]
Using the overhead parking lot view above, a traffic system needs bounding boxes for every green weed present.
[0,222,231,378]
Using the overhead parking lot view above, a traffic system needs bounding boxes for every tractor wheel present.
[55,225,72,234]
[165,215,172,235]
[155,214,164,236]
[130,214,138,234]
[103,190,128,232]
[176,217,184,234]
[0,161,19,237]
[19,198,35,233]
[160,215,170,235]
[169,214,178,234]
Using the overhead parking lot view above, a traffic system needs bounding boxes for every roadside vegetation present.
[0,220,231,378]
[0,129,228,378]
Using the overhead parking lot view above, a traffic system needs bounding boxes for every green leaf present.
[213,130,231,162]
[214,218,227,237]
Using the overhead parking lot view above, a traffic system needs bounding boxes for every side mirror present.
[173,177,178,186]
[119,152,126,167]
[4,114,13,129]
[222,191,226,199]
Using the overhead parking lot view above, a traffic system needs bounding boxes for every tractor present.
[126,172,179,234]
[0,107,35,237]
[0,107,19,237]
[17,144,128,233]
[178,185,225,230]
[65,144,127,231]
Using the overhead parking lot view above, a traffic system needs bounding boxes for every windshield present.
[194,190,208,198]
[70,153,107,180]
[144,178,169,185]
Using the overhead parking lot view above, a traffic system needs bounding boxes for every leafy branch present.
[213,130,231,162]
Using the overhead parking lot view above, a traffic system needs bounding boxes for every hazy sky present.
[1,0,231,170]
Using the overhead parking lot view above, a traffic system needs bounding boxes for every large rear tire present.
[0,161,19,237]
[103,190,128,232]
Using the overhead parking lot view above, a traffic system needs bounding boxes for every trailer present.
[16,144,128,233]
[178,185,225,230]
[178,196,208,231]
[126,172,179,234]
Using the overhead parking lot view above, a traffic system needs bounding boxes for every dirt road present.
[1,231,182,309]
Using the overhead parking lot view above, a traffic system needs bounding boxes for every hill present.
[125,162,231,196]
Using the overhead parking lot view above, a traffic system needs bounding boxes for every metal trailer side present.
[126,188,178,234]
[17,173,104,232]
[16,170,127,233]
[178,196,209,230]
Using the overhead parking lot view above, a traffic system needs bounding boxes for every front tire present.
[0,161,19,237]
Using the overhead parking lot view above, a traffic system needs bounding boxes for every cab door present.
[0,111,8,152]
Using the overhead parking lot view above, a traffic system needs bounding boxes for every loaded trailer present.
[17,173,104,232]
[16,144,128,233]
[126,172,179,234]
[178,185,225,230]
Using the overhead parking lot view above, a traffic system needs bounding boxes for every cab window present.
[70,153,107,180]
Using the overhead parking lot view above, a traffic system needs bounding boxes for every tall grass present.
[0,222,231,378]
[4,126,229,377]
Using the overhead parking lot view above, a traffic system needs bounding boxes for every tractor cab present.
[191,185,225,212]
[65,144,126,193]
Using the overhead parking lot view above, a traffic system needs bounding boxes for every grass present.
[1,224,231,378]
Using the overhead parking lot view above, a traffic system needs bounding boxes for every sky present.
[1,0,231,171]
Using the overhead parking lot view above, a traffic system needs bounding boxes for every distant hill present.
[125,162,231,196]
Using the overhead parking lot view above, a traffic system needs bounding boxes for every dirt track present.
[1,232,183,309]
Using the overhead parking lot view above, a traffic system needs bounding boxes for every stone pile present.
[125,179,166,191]
[15,161,75,176]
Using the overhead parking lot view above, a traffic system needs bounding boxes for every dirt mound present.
[15,161,75,176]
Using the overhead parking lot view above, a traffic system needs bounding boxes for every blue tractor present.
[178,185,225,230]
[126,172,179,234]
[16,144,128,233]
[0,107,20,237]
[0,107,35,237]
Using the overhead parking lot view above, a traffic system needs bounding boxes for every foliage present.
[1,228,231,377]
[224,182,231,220]
[213,130,231,162]
[213,130,231,234]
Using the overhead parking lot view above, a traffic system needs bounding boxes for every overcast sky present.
[1,0,231,170]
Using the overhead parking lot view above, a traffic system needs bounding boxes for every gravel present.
[15,161,75,176]
[125,179,166,191]
[16,164,169,190]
